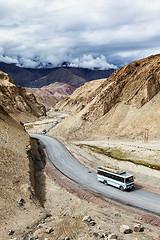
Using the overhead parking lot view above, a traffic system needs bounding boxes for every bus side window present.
[98,170,103,176]
[115,176,119,181]
[108,173,111,178]
[121,177,124,183]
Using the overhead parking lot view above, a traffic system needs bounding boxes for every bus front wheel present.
[104,180,108,185]
[120,186,124,191]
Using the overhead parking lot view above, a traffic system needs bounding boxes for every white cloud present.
[0,0,160,68]
[0,54,18,64]
[69,55,117,70]
[0,47,18,64]
[18,57,39,68]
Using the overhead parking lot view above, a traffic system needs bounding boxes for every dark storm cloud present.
[0,0,160,69]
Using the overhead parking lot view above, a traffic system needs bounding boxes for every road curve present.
[30,133,160,215]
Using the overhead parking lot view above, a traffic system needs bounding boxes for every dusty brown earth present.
[0,106,46,240]
[0,70,47,240]
[24,114,160,240]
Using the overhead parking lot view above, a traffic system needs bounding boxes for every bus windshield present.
[125,176,134,184]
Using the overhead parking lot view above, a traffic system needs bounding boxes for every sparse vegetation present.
[43,121,54,125]
[80,144,160,171]
[25,124,34,129]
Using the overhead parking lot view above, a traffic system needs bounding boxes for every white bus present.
[97,166,134,191]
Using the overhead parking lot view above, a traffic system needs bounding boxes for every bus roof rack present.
[99,166,126,175]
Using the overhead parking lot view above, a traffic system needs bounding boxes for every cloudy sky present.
[0,0,160,69]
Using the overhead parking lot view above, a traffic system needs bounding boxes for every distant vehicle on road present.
[42,129,47,134]
[97,166,134,191]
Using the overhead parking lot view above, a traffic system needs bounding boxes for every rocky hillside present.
[0,105,43,239]
[26,82,75,111]
[0,71,47,239]
[0,70,46,122]
[51,54,160,140]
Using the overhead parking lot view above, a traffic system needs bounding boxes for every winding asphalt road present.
[30,134,160,215]
[41,121,61,134]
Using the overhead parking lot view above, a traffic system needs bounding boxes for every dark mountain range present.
[0,62,115,88]
[68,67,115,82]
[0,62,52,86]
[30,68,86,88]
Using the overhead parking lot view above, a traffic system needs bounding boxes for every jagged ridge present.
[0,70,46,121]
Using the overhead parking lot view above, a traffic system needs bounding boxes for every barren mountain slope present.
[50,54,160,140]
[26,82,75,111]
[0,106,42,239]
[0,70,46,122]
[54,78,106,113]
